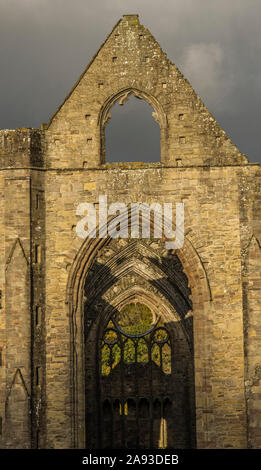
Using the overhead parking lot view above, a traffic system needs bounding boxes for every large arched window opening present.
[99,89,167,164]
[105,95,160,163]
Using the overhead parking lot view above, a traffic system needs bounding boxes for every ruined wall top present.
[0,128,44,168]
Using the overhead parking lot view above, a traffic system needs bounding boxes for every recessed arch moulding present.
[67,210,212,448]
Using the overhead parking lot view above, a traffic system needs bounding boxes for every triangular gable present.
[46,14,248,167]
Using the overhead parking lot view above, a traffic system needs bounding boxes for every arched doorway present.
[82,239,195,449]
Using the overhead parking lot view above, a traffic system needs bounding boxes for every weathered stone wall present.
[0,14,260,449]
[0,170,32,448]
[238,165,261,448]
[0,134,45,448]
[0,128,44,168]
[43,164,250,448]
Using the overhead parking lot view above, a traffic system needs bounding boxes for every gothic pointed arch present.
[5,368,31,449]
[5,237,29,270]
[67,208,211,448]
[67,207,211,313]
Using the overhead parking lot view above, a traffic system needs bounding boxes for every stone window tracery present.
[101,302,171,376]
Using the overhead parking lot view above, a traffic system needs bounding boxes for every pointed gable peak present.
[47,14,248,168]
[48,14,170,128]
[121,14,140,21]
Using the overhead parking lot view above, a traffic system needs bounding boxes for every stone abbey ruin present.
[0,14,260,449]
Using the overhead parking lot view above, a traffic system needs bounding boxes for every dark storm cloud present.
[0,0,260,162]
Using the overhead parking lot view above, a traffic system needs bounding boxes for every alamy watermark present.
[76,195,184,250]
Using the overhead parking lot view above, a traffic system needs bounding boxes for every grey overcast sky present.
[0,0,260,162]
